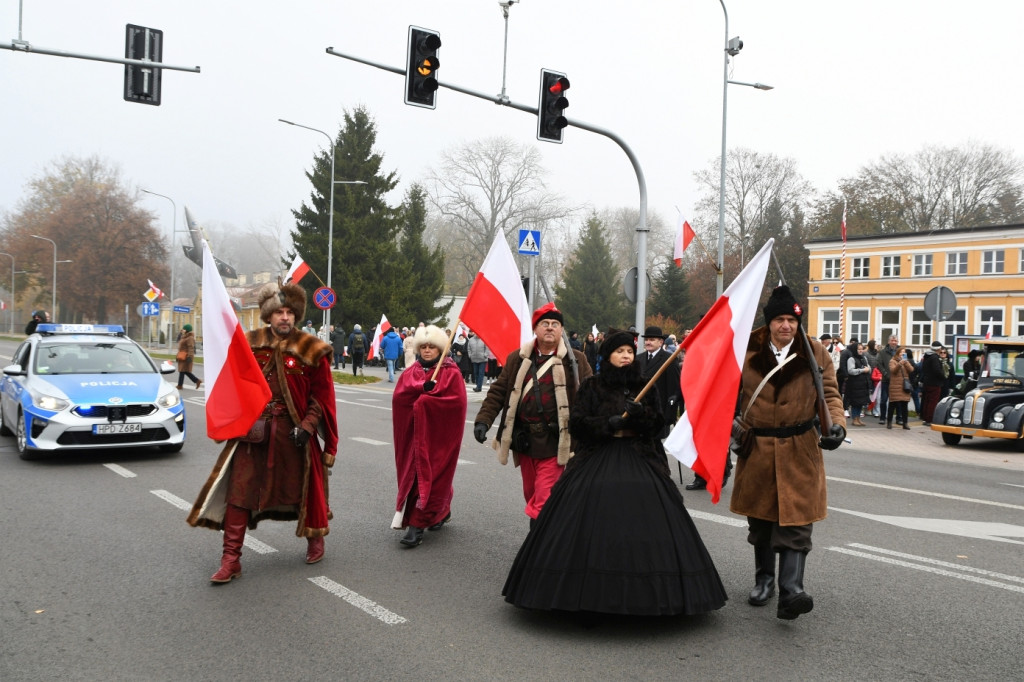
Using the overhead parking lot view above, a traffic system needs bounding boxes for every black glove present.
[819,424,846,450]
[422,380,436,392]
[473,422,489,444]
[608,415,626,431]
[289,426,311,448]
[624,400,643,417]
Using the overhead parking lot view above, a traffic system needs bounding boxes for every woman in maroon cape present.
[392,325,468,547]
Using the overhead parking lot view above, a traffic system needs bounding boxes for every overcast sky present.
[2,1,1022,259]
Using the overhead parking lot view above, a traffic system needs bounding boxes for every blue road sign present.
[141,302,160,316]
[314,287,337,310]
[173,305,191,313]
[518,229,541,255]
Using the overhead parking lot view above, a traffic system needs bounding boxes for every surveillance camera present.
[726,36,743,56]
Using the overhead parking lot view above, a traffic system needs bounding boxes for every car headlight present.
[949,406,961,419]
[34,393,70,411]
[158,391,180,408]
[992,411,1005,424]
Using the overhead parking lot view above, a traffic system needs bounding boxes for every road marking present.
[827,475,1024,511]
[337,398,390,411]
[846,543,1024,584]
[103,463,136,478]
[687,509,747,528]
[308,576,408,625]
[829,507,1024,545]
[150,489,277,554]
[828,546,1024,594]
[1002,483,1024,489]
[351,437,388,446]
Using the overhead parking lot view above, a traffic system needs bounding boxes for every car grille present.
[71,404,157,418]
[56,427,171,446]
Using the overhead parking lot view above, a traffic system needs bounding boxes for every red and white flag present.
[664,238,774,504]
[147,279,165,299]
[460,234,532,362]
[673,215,696,266]
[367,313,391,361]
[0,301,6,311]
[201,240,272,440]
[285,254,311,284]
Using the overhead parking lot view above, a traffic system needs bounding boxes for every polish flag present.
[147,279,165,299]
[0,301,6,310]
[673,215,696,266]
[460,234,532,362]
[201,240,272,440]
[367,313,391,361]
[664,238,774,503]
[285,254,311,284]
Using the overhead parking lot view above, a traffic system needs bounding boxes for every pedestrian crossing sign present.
[518,229,541,256]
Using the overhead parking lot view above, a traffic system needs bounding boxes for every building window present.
[820,309,840,338]
[849,309,869,343]
[852,257,870,279]
[940,310,966,350]
[823,258,840,280]
[982,250,1004,274]
[979,308,1004,337]
[910,310,933,347]
[946,251,967,276]
[879,309,902,347]
[881,256,901,278]
[1015,308,1024,336]
[913,254,933,276]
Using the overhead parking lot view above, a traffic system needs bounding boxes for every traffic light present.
[537,69,570,143]
[124,24,162,106]
[405,26,441,109]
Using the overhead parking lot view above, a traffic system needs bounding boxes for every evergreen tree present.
[554,215,630,333]
[391,184,452,325]
[648,258,697,328]
[289,106,400,329]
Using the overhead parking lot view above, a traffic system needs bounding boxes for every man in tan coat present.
[730,285,846,620]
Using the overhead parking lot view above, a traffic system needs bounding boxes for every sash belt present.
[750,420,815,438]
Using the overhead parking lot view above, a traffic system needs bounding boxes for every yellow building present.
[805,223,1024,351]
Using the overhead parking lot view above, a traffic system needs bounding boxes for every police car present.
[0,324,186,459]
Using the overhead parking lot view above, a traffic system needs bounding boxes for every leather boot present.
[777,549,813,619]
[748,544,776,606]
[306,536,325,564]
[400,526,423,547]
[852,416,865,427]
[210,504,249,583]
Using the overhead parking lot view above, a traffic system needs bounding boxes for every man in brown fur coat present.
[188,281,338,583]
[730,285,846,620]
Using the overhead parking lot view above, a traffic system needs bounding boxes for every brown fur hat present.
[257,280,306,323]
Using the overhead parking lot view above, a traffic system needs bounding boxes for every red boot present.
[305,536,325,564]
[210,505,249,583]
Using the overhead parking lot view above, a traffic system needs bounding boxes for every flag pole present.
[430,318,461,382]
[626,343,685,416]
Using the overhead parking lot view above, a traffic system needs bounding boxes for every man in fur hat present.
[187,280,338,583]
[729,285,845,620]
[472,302,592,526]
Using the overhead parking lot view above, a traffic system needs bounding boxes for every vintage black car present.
[932,338,1024,448]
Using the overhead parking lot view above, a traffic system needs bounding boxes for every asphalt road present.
[1,345,1022,681]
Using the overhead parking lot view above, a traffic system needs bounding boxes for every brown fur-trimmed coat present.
[729,326,845,526]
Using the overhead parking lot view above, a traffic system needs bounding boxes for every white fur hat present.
[414,324,448,353]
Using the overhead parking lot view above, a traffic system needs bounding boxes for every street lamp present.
[30,234,57,320]
[278,118,367,332]
[141,188,178,348]
[0,252,14,333]
[717,1,773,296]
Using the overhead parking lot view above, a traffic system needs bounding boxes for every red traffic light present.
[548,77,570,96]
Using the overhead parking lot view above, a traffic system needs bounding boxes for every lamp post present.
[0,252,13,333]
[141,188,178,348]
[30,234,57,320]
[279,118,367,332]
[717,1,773,296]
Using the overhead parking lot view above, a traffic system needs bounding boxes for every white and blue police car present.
[0,324,186,459]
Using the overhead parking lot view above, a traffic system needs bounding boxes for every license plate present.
[94,423,142,435]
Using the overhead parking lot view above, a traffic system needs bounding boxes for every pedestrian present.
[175,324,202,390]
[886,346,915,430]
[502,328,727,615]
[187,280,338,583]
[466,330,488,392]
[380,325,404,383]
[25,310,45,335]
[302,320,316,335]
[472,303,592,526]
[845,342,871,426]
[955,349,983,396]
[330,324,346,370]
[865,339,880,417]
[906,348,923,418]
[582,332,599,370]
[391,325,468,548]
[920,341,946,424]
[348,324,369,376]
[730,285,846,620]
[402,328,416,370]
[637,325,689,478]
[877,335,900,424]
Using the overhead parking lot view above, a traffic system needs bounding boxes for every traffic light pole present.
[326,47,650,332]
[0,40,200,73]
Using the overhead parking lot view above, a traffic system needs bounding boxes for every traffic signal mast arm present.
[0,39,200,73]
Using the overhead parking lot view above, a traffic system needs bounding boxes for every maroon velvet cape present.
[392,356,468,528]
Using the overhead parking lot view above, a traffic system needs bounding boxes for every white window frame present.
[849,309,869,343]
[946,251,967,276]
[819,309,840,338]
[977,308,1004,337]
[1015,307,1024,337]
[913,254,933,277]
[881,255,901,278]
[878,309,902,347]
[910,309,933,347]
[982,250,1005,274]
[851,257,870,279]
[823,258,840,280]
[939,310,966,350]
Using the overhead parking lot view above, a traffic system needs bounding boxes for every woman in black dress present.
[502,329,727,616]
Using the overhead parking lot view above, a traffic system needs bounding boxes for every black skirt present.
[502,438,728,616]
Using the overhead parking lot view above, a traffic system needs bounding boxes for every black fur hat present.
[762,285,803,326]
